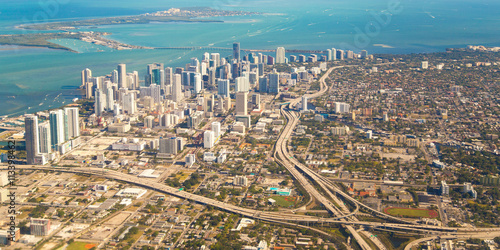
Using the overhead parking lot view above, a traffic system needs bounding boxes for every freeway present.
[5,65,500,247]
[273,66,371,250]
[6,165,500,236]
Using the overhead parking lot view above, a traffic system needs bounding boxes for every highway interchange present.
[7,65,500,249]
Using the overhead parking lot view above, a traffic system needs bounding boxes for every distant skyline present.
[0,0,499,116]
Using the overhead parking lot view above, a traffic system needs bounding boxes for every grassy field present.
[66,242,96,250]
[384,207,438,218]
[270,196,297,208]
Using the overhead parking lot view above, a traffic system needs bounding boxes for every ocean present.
[0,0,499,116]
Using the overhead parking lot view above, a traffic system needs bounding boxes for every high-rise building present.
[117,64,126,89]
[326,49,332,61]
[252,93,261,110]
[144,116,155,128]
[422,61,429,69]
[64,107,80,139]
[111,69,119,84]
[30,218,51,236]
[25,115,39,165]
[337,49,344,60]
[159,137,179,155]
[204,130,215,149]
[159,69,165,90]
[49,110,65,149]
[81,68,92,87]
[210,53,221,68]
[441,181,449,196]
[233,42,240,62]
[235,76,250,92]
[236,92,248,116]
[268,73,280,94]
[233,176,248,186]
[334,102,350,113]
[332,48,337,60]
[185,154,196,167]
[360,50,368,59]
[217,79,230,98]
[94,89,106,117]
[346,50,354,59]
[85,82,94,99]
[165,67,173,86]
[463,183,473,193]
[276,47,286,64]
[172,74,183,103]
[211,121,221,139]
[105,87,114,110]
[194,73,202,94]
[259,77,268,93]
[145,63,164,86]
[38,121,51,154]
[122,92,136,114]
[302,96,308,111]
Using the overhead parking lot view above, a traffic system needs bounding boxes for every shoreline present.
[0,46,498,119]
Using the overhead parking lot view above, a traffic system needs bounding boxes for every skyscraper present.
[236,92,248,116]
[194,73,202,94]
[204,130,215,149]
[122,92,136,114]
[38,121,51,154]
[25,115,39,165]
[94,89,105,117]
[276,47,286,64]
[217,79,230,98]
[105,86,114,111]
[112,70,119,84]
[326,49,332,61]
[268,73,280,94]
[144,116,154,129]
[64,107,80,139]
[49,110,65,149]
[117,64,126,89]
[360,50,368,59]
[210,53,221,68]
[150,84,162,103]
[302,96,308,111]
[252,93,261,110]
[165,67,173,86]
[337,49,344,60]
[159,137,179,155]
[259,77,268,93]
[332,48,337,60]
[211,121,221,139]
[235,77,250,92]
[81,68,92,87]
[233,42,240,63]
[334,102,350,113]
[172,74,183,103]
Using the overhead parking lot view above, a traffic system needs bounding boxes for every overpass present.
[7,165,499,236]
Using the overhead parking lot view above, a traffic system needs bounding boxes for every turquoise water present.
[0,0,499,116]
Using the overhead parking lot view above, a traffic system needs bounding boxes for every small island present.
[0,7,259,52]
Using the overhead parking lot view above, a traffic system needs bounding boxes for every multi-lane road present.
[6,65,500,249]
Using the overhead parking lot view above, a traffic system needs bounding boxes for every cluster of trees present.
[30,205,49,218]
[291,137,311,147]
[441,147,500,174]
[165,173,202,190]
